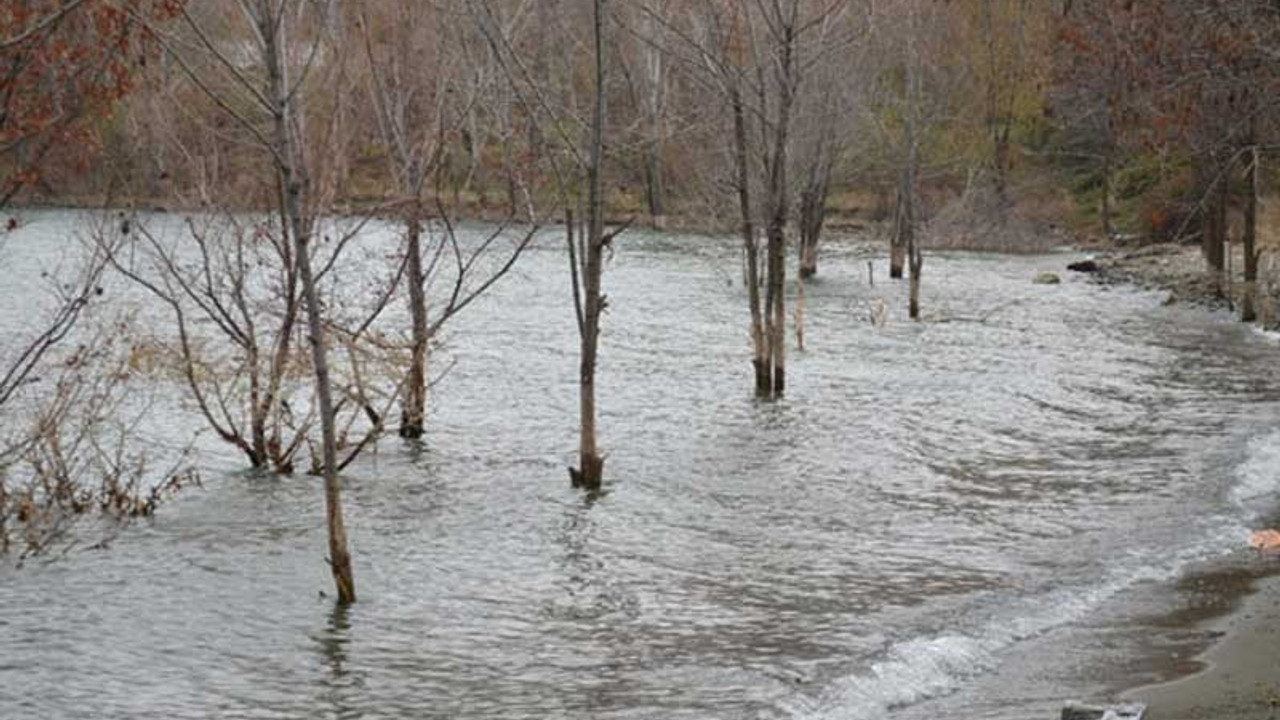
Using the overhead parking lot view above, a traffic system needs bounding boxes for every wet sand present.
[1123,569,1280,720]
[1090,240,1280,719]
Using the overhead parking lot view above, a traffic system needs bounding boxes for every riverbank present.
[1122,566,1280,720]
[1078,240,1280,720]
[1085,243,1229,308]
[1078,241,1280,329]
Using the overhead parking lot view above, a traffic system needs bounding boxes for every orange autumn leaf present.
[1249,530,1280,551]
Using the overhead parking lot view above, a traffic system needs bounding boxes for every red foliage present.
[0,0,181,206]
[1056,1,1279,156]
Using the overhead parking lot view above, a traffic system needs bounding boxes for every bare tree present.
[794,8,862,280]
[0,3,194,559]
[568,0,614,490]
[357,1,536,441]
[903,1,924,320]
[121,0,393,603]
[660,0,847,395]
[620,1,672,229]
[0,230,192,559]
[466,0,627,490]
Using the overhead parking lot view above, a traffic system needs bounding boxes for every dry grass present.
[925,177,1072,253]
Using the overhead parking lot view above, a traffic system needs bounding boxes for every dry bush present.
[925,174,1071,253]
[1,312,197,561]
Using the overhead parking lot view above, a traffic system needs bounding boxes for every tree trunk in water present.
[1243,144,1259,322]
[798,156,831,280]
[904,173,921,320]
[572,0,609,491]
[890,191,907,279]
[1101,153,1112,238]
[909,242,923,321]
[249,366,268,467]
[767,223,786,394]
[795,273,805,351]
[1202,168,1227,295]
[1213,175,1227,297]
[798,234,819,280]
[401,208,428,438]
[295,206,356,605]
[731,85,769,396]
[263,10,354,604]
[900,10,921,297]
[763,20,795,397]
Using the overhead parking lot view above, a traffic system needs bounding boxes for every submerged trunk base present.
[570,454,605,491]
[754,359,771,397]
[399,398,426,439]
[330,547,357,605]
[1241,294,1257,324]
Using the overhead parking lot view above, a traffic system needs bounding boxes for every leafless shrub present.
[0,240,196,560]
[99,210,405,476]
[924,175,1066,254]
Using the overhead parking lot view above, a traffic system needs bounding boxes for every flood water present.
[2,210,1279,719]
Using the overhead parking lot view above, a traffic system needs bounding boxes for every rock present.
[1034,272,1062,285]
[1067,260,1101,273]
[1162,294,1178,306]
[1061,702,1146,720]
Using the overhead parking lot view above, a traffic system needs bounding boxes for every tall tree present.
[652,0,848,395]
[570,0,612,489]
[357,1,534,441]
[124,0,378,603]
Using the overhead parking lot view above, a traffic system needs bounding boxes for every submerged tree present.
[568,0,614,490]
[903,1,924,320]
[0,233,192,559]
[651,0,850,395]
[0,0,192,559]
[468,0,627,489]
[117,0,392,603]
[356,1,535,441]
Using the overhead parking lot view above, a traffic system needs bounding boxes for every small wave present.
[781,533,1238,720]
[1249,326,1280,344]
[1230,430,1280,518]
[779,633,995,720]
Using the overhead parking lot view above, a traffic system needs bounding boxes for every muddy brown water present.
[2,210,1279,719]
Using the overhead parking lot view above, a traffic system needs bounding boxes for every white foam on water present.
[1230,430,1280,519]
[781,526,1244,720]
[779,633,996,720]
[1248,326,1280,344]
[780,403,1280,720]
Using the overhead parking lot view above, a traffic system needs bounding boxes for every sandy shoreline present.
[1122,568,1280,720]
[1064,243,1280,720]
